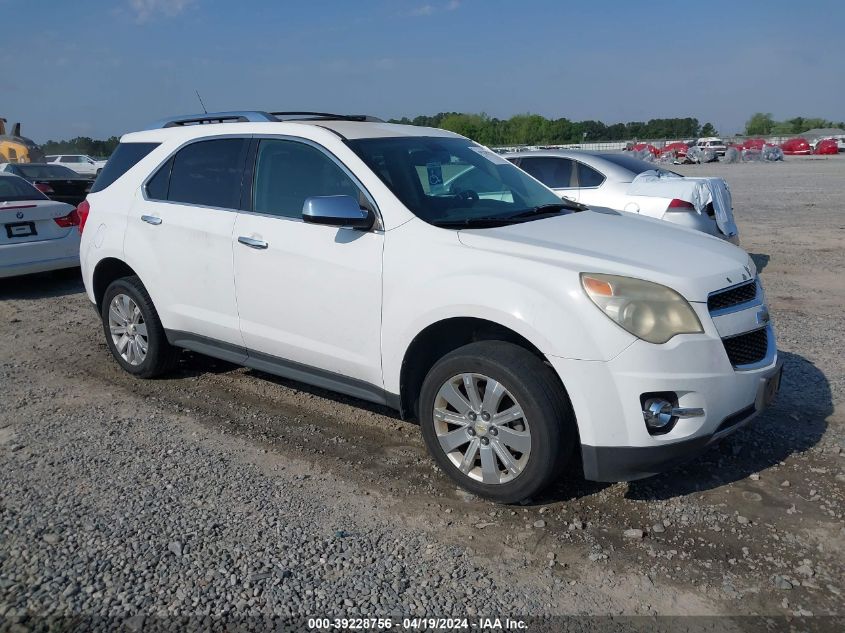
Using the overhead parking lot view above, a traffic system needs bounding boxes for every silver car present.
[0,172,81,278]
[504,149,739,243]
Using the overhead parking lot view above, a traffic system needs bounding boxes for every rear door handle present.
[238,236,269,250]
[141,215,162,226]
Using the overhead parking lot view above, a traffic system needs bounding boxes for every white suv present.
[46,154,107,177]
[695,137,727,157]
[79,111,783,503]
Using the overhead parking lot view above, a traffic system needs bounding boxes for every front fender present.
[381,221,635,393]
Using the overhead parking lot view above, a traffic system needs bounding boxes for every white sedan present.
[0,173,81,278]
[505,149,739,243]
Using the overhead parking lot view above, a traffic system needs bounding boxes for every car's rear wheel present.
[419,341,574,504]
[101,276,178,378]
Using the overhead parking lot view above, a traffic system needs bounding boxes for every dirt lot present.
[1,156,843,630]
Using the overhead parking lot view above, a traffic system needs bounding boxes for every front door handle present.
[141,215,162,225]
[238,236,269,250]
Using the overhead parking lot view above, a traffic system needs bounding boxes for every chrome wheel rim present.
[108,294,148,366]
[433,373,531,485]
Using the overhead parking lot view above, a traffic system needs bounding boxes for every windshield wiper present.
[430,217,518,228]
[505,202,583,219]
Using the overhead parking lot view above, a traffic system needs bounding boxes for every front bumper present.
[548,311,782,482]
[581,358,783,481]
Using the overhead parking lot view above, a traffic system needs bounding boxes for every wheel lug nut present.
[480,437,490,446]
[468,412,477,421]
[489,427,498,436]
[481,412,491,422]
[467,428,476,437]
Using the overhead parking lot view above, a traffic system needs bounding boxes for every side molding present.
[165,330,401,411]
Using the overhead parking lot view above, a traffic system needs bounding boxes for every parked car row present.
[629,135,843,163]
[730,137,843,156]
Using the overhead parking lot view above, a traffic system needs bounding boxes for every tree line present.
[37,113,843,156]
[744,113,844,137]
[40,136,121,158]
[388,113,714,146]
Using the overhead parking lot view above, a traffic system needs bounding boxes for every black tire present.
[419,341,575,504]
[101,275,179,378]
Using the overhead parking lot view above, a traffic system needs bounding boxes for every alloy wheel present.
[433,373,531,484]
[108,294,148,366]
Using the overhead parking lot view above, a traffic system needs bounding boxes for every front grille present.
[708,279,757,312]
[723,328,768,366]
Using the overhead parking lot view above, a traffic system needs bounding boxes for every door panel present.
[125,199,241,345]
[233,138,384,387]
[123,137,250,346]
[233,216,383,385]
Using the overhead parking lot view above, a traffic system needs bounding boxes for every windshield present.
[346,136,564,226]
[0,175,48,202]
[14,164,80,179]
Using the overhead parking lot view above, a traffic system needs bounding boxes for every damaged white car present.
[505,150,739,244]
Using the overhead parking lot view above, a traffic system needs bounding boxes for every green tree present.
[770,121,795,135]
[504,114,549,145]
[745,113,775,136]
[795,117,833,132]
[439,113,493,144]
[699,122,718,137]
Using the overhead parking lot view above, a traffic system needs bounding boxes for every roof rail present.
[269,111,384,123]
[144,110,385,130]
[144,111,277,130]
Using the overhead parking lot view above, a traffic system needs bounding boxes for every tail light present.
[34,182,55,194]
[54,209,81,228]
[76,199,91,234]
[667,198,695,211]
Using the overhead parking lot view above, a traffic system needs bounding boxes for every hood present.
[457,211,753,303]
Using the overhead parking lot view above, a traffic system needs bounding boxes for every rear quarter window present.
[577,162,605,188]
[90,142,160,193]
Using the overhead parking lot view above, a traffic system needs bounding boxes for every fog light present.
[643,398,675,431]
[642,396,705,435]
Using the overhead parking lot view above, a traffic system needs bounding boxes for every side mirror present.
[302,195,374,230]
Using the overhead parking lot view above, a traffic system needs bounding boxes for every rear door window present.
[91,142,160,193]
[518,157,575,189]
[159,138,249,209]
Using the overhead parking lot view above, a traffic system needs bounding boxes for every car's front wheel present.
[101,276,178,378]
[419,341,574,504]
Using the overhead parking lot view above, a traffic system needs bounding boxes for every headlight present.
[580,273,703,344]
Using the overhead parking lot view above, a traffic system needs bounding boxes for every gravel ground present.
[1,156,843,631]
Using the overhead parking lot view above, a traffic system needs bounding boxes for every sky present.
[3,0,844,142]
